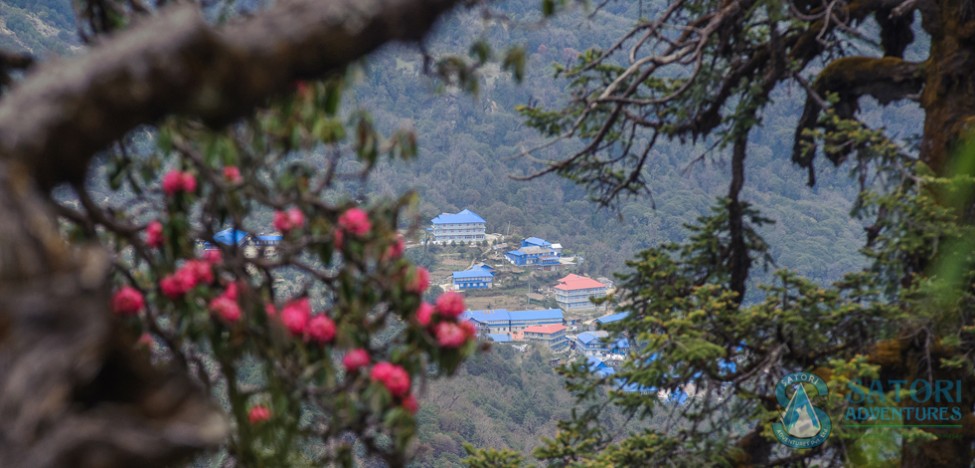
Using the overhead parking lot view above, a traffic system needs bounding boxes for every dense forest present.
[2,0,970,466]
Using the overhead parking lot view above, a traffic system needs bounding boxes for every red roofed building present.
[523,324,568,351]
[554,274,608,311]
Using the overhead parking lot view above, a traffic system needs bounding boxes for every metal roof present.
[577,331,609,345]
[213,228,250,245]
[452,269,494,280]
[596,312,629,324]
[431,209,485,225]
[463,308,564,323]
[554,274,607,291]
[523,237,551,247]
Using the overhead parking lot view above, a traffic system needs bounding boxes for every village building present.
[523,324,568,351]
[429,209,486,244]
[575,331,630,355]
[462,308,564,334]
[505,237,562,266]
[201,228,282,258]
[554,274,608,310]
[452,264,494,290]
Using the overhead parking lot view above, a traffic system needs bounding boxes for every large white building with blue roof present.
[430,209,486,244]
[462,308,564,333]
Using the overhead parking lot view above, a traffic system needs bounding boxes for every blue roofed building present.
[596,312,629,326]
[574,331,630,355]
[430,209,486,244]
[254,234,283,247]
[521,237,551,248]
[462,308,564,333]
[505,237,562,267]
[202,228,251,250]
[214,228,250,246]
[452,265,494,290]
[587,356,616,378]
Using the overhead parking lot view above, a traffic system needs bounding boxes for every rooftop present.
[596,312,629,325]
[213,228,250,246]
[554,274,607,291]
[523,324,566,334]
[577,331,609,345]
[431,209,485,225]
[523,237,551,247]
[463,308,564,323]
[452,269,494,279]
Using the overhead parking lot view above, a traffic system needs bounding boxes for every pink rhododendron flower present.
[137,332,154,349]
[409,267,430,294]
[415,302,434,327]
[111,286,144,316]
[162,170,197,196]
[265,303,277,317]
[145,221,164,248]
[209,296,242,323]
[295,80,310,98]
[160,272,193,300]
[343,348,370,372]
[223,166,242,184]
[273,208,305,233]
[180,172,197,193]
[384,235,405,260]
[338,207,371,237]
[435,292,465,319]
[222,282,238,301]
[162,171,184,196]
[202,249,222,264]
[306,314,336,344]
[401,394,419,414]
[370,362,411,398]
[434,322,468,348]
[184,260,213,285]
[460,320,478,340]
[248,405,271,425]
[280,298,311,336]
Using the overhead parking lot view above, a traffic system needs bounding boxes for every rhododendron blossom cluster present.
[342,348,370,373]
[112,286,144,316]
[162,170,197,196]
[273,208,305,233]
[223,166,242,184]
[145,221,164,248]
[248,405,271,425]
[338,207,371,237]
[160,259,213,299]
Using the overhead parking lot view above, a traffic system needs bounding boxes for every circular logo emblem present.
[772,372,832,449]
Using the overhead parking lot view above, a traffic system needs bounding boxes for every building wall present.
[471,317,563,334]
[431,222,486,243]
[555,286,608,310]
[454,277,493,289]
[525,330,568,351]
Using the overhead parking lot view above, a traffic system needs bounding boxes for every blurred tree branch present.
[0,0,465,466]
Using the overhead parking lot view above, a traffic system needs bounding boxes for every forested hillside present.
[0,0,933,465]
[0,0,911,282]
[346,1,924,283]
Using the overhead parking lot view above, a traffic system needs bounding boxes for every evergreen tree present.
[497,0,975,465]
